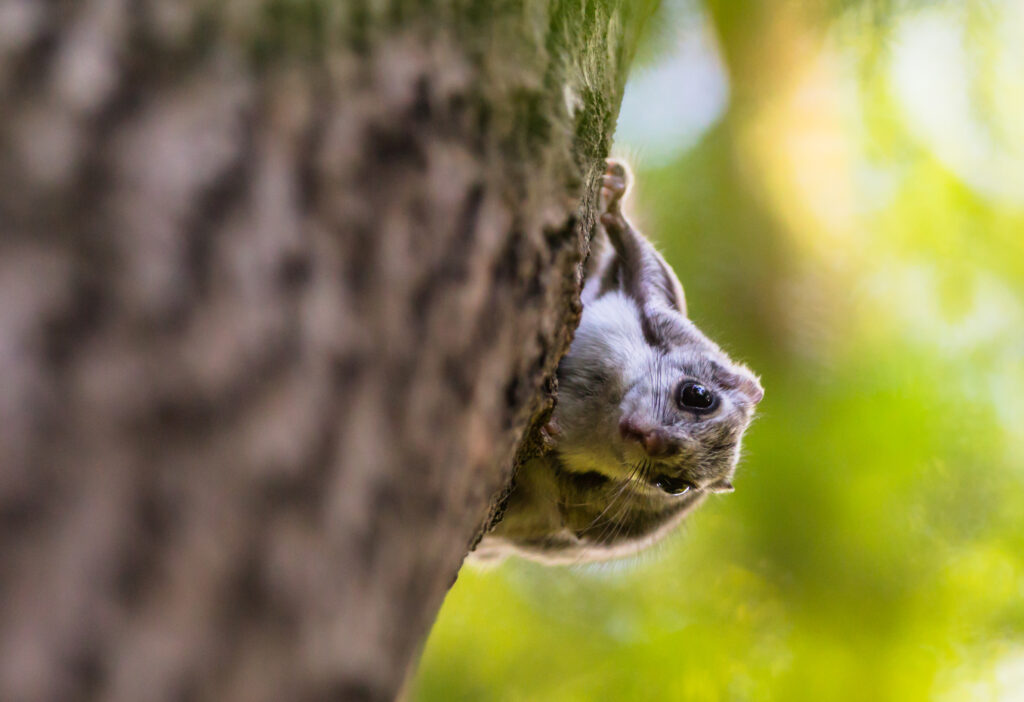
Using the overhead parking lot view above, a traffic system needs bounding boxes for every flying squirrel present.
[473,160,764,565]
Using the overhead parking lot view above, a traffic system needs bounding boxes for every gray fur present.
[474,161,762,565]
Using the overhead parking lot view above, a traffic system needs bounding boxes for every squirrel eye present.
[678,381,717,412]
[655,475,694,496]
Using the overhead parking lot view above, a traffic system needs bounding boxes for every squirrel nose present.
[619,419,675,458]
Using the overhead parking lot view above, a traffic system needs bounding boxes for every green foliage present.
[412,1,1024,699]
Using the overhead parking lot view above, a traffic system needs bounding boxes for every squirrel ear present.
[744,377,764,405]
[717,365,763,405]
[706,479,734,494]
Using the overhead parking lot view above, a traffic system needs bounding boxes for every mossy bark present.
[0,2,655,700]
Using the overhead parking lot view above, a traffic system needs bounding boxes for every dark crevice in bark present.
[183,121,258,303]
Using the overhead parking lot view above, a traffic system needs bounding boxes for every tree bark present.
[0,2,654,700]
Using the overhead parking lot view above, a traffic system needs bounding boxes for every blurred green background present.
[410,0,1024,699]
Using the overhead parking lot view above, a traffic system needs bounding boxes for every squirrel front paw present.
[600,159,631,230]
[540,418,561,454]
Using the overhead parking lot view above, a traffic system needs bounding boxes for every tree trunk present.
[0,2,654,700]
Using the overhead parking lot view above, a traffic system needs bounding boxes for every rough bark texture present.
[0,2,653,700]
